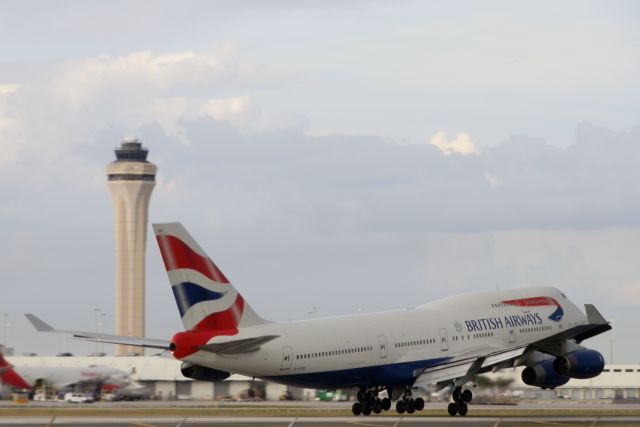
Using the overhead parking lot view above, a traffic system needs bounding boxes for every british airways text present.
[464,313,543,332]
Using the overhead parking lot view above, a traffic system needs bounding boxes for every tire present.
[351,402,362,416]
[406,399,415,414]
[461,389,472,403]
[373,400,382,414]
[381,397,391,411]
[457,402,468,416]
[447,402,458,416]
[396,400,406,414]
[357,389,366,403]
[414,397,425,411]
[363,402,373,416]
[452,387,461,402]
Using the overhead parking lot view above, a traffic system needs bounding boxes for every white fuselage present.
[181,286,587,388]
[6,364,127,389]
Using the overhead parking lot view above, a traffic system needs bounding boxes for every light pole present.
[98,312,106,353]
[2,314,8,348]
[94,309,106,354]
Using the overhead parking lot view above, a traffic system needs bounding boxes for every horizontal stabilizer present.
[25,314,170,350]
[25,314,54,332]
[198,335,280,355]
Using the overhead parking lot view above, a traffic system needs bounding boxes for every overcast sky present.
[0,1,639,362]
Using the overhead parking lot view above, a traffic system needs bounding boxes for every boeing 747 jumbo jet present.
[27,223,611,416]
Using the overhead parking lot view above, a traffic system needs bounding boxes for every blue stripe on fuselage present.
[262,356,451,389]
[172,282,226,317]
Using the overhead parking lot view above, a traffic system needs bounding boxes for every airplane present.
[0,350,128,392]
[27,222,612,416]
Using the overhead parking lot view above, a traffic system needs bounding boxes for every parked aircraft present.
[0,350,128,392]
[27,222,611,416]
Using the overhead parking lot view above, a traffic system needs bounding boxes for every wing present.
[26,314,170,350]
[413,303,611,390]
[413,345,527,390]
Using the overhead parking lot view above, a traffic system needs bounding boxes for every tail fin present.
[0,350,31,389]
[153,223,270,332]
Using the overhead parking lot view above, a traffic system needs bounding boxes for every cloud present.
[200,94,261,129]
[1,48,639,359]
[483,172,501,188]
[430,132,479,156]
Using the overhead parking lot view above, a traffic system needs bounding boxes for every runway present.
[2,401,640,426]
[3,416,640,426]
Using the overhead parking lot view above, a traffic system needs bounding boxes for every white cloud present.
[200,94,261,129]
[483,172,501,188]
[430,131,479,156]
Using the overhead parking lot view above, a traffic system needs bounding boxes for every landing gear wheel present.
[447,402,458,416]
[414,397,425,411]
[351,402,362,416]
[461,389,472,403]
[456,402,468,416]
[373,399,382,414]
[396,400,406,414]
[363,401,373,416]
[357,389,366,403]
[406,399,415,414]
[452,387,461,403]
[381,397,391,411]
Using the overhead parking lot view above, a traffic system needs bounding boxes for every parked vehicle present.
[64,392,94,403]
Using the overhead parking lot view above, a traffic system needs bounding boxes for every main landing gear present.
[447,386,473,417]
[394,388,425,415]
[351,386,425,416]
[351,387,391,416]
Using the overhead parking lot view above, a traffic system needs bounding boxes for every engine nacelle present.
[180,362,230,382]
[553,349,605,379]
[521,359,570,389]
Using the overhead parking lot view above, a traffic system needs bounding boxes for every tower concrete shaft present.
[106,138,156,356]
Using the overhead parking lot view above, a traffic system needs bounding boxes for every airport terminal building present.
[3,354,639,402]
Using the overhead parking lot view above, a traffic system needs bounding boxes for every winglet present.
[25,314,55,332]
[585,304,608,325]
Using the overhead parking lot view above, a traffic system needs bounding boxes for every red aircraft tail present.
[0,350,31,390]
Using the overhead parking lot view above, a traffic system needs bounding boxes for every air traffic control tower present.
[106,138,156,356]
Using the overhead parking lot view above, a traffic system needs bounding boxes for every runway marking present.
[392,416,404,427]
[348,421,390,427]
[288,417,299,427]
[176,417,187,427]
[531,421,574,426]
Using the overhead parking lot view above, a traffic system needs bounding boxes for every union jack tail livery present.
[153,223,269,332]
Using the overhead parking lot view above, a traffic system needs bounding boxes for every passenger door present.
[280,346,292,370]
[377,335,388,359]
[439,328,449,352]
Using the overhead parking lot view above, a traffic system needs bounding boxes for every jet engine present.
[521,358,570,389]
[180,362,230,382]
[553,349,605,379]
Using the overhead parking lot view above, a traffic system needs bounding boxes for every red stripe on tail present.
[156,234,229,284]
[192,294,245,332]
[0,354,31,390]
